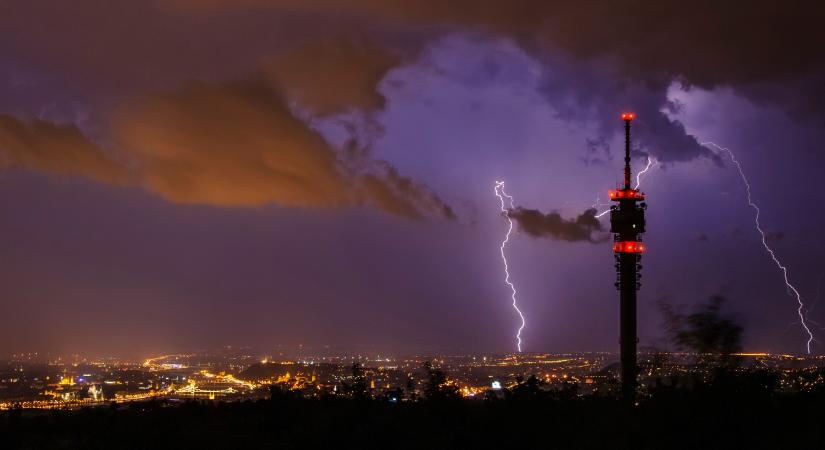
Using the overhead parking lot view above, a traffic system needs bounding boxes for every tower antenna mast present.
[609,112,647,402]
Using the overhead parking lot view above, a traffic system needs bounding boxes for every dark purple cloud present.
[509,207,605,243]
[3,1,823,161]
[161,0,825,160]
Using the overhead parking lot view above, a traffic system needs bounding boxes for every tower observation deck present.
[609,112,647,402]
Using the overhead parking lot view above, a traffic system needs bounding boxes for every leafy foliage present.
[660,296,743,366]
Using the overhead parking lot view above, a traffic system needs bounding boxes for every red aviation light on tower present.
[621,112,635,121]
[613,241,645,253]
[608,189,645,200]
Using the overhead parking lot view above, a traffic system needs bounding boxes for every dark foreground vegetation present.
[4,370,825,450]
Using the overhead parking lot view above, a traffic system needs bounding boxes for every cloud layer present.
[0,38,453,219]
[3,0,823,213]
[0,115,132,185]
[164,0,825,160]
[509,207,604,243]
[114,75,452,218]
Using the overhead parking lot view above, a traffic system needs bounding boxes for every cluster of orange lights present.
[621,112,635,121]
[608,189,644,200]
[613,241,645,253]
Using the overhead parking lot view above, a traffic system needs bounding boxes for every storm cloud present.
[3,0,823,168]
[0,38,453,219]
[0,115,132,185]
[161,0,825,160]
[508,207,605,243]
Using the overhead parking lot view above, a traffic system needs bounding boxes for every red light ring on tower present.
[613,241,645,253]
[608,189,645,200]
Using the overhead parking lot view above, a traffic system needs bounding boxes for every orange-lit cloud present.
[0,115,133,185]
[0,38,452,220]
[113,79,352,209]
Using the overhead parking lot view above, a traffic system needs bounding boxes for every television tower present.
[609,112,646,401]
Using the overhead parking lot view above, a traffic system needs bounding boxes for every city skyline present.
[3,347,823,411]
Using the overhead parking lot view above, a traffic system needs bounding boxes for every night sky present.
[2,1,824,357]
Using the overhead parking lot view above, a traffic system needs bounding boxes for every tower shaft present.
[610,112,645,402]
[618,232,638,400]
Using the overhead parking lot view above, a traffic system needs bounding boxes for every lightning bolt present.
[702,141,815,354]
[494,181,526,353]
[592,194,612,218]
[635,156,655,190]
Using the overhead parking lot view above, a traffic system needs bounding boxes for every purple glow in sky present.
[1,1,824,356]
